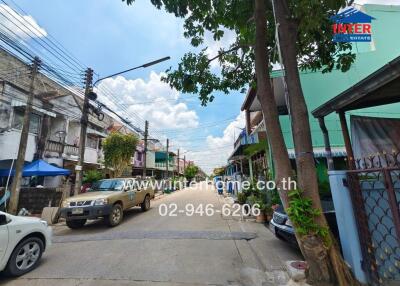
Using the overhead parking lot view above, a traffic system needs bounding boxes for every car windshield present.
[91,179,125,191]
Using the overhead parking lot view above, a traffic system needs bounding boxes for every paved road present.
[1,183,302,286]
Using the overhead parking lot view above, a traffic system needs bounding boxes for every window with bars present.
[12,108,41,135]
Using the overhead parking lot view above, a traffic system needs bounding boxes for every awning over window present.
[287,147,346,159]
[87,127,108,138]
[12,99,56,117]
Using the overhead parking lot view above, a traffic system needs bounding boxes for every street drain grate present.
[53,230,257,243]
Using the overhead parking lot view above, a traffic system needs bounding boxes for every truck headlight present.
[285,218,293,227]
[94,198,108,206]
[62,201,70,208]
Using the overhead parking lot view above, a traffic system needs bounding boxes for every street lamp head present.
[142,56,171,68]
[93,56,171,86]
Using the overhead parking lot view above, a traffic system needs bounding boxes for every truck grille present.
[70,200,92,207]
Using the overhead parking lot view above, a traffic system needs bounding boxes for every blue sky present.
[10,0,247,173]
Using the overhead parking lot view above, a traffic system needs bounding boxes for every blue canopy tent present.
[0,160,71,177]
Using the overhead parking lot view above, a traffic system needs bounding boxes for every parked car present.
[0,211,52,276]
[60,178,155,229]
[269,200,340,247]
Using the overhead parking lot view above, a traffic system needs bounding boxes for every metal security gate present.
[347,154,400,285]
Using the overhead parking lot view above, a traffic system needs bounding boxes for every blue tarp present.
[0,160,71,177]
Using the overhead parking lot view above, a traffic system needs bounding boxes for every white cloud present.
[183,112,245,174]
[0,4,47,39]
[206,112,245,148]
[204,28,237,69]
[96,72,199,131]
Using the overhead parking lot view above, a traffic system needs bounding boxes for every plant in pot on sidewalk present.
[237,192,247,205]
[248,195,272,223]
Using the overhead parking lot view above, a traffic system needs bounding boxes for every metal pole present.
[183,155,186,174]
[166,139,169,179]
[9,57,41,214]
[74,68,93,195]
[143,120,148,178]
[318,117,334,170]
[338,111,355,170]
[177,149,180,177]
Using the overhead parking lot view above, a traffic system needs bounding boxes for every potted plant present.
[237,192,247,205]
[254,199,268,223]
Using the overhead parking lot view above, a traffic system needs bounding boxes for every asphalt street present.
[1,184,302,286]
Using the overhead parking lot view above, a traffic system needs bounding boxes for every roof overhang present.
[241,76,288,115]
[287,147,346,159]
[312,55,400,118]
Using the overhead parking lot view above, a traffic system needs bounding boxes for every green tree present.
[184,164,199,181]
[103,132,138,177]
[122,0,357,284]
[83,170,103,184]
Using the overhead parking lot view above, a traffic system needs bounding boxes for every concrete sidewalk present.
[220,194,307,286]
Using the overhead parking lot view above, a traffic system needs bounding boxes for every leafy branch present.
[286,189,331,246]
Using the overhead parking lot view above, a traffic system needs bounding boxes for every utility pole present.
[183,155,186,173]
[142,120,148,178]
[177,149,180,177]
[74,68,93,195]
[166,139,169,179]
[9,57,41,214]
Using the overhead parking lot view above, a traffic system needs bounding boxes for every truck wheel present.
[141,195,150,212]
[66,219,86,229]
[106,204,123,226]
[5,237,44,276]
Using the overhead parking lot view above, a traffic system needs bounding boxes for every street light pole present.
[72,57,170,191]
[166,139,169,179]
[177,149,180,177]
[143,120,148,178]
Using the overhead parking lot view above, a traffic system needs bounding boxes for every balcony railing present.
[45,140,79,156]
[64,144,79,156]
[45,140,63,154]
[155,162,175,169]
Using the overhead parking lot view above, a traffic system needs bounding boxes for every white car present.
[0,211,52,276]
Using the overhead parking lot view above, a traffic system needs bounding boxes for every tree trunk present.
[254,0,293,208]
[272,1,360,285]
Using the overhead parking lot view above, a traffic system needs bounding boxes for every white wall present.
[0,130,36,161]
[48,116,66,142]
[146,151,155,169]
[43,157,64,188]
[84,147,98,164]
[65,121,80,146]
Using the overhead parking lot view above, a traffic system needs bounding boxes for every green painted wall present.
[272,4,400,150]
